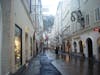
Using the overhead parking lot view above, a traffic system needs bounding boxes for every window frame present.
[95,8,100,22]
[14,24,23,69]
[85,14,90,26]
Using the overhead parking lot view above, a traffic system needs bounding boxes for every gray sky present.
[41,0,61,16]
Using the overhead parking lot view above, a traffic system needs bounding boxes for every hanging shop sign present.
[93,27,100,32]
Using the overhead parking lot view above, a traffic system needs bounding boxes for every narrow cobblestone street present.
[13,50,100,75]
[40,53,61,75]
[48,50,100,75]
[13,51,61,75]
[1,0,100,75]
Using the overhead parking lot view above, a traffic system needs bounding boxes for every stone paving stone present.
[13,52,61,75]
[46,50,100,75]
[40,53,61,75]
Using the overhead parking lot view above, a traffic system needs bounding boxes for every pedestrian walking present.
[55,46,58,54]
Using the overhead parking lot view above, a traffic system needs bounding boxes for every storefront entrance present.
[25,33,28,62]
[73,42,77,53]
[86,38,93,58]
[79,40,84,54]
[66,40,71,53]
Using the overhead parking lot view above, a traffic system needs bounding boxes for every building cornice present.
[63,21,100,40]
[71,21,100,37]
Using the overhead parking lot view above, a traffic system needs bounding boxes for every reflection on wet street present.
[55,53,100,75]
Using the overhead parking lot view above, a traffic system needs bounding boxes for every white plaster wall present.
[14,0,34,66]
[1,0,14,74]
[72,30,99,60]
[80,0,100,27]
[81,30,100,60]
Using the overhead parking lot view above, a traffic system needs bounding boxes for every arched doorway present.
[97,37,100,61]
[36,42,38,54]
[86,38,93,58]
[73,41,77,53]
[66,40,71,53]
[79,40,84,54]
[33,32,35,56]
[62,41,65,52]
[25,33,28,62]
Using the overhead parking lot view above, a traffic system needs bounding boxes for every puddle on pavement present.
[56,53,100,75]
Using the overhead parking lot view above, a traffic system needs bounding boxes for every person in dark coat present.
[55,46,58,54]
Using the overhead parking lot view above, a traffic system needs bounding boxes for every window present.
[95,8,100,21]
[14,25,22,69]
[85,14,89,25]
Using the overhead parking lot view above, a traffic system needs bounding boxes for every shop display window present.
[14,25,22,69]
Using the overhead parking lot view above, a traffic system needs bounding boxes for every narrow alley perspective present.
[1,0,100,75]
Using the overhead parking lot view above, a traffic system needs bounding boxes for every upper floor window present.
[95,8,100,21]
[85,14,89,25]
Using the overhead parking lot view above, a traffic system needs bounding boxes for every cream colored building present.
[0,0,43,75]
[69,0,100,61]
[52,1,62,48]
[32,0,43,54]
[54,0,100,62]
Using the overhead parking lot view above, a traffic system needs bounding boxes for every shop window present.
[14,25,22,69]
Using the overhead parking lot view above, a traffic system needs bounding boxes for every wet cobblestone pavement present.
[40,53,61,75]
[13,52,61,75]
[50,51,100,75]
[13,50,100,75]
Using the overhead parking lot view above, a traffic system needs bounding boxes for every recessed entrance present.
[25,33,28,62]
[73,42,77,53]
[86,38,93,58]
[66,40,71,53]
[79,40,84,54]
[97,37,100,61]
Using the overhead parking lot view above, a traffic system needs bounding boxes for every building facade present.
[52,1,62,49]
[54,0,100,62]
[68,0,100,61]
[32,0,43,54]
[0,0,43,75]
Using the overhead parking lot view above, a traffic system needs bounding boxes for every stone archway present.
[97,37,100,61]
[25,33,28,62]
[79,40,84,54]
[86,38,93,58]
[73,41,77,53]
[66,40,71,53]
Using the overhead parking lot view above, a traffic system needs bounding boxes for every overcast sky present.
[41,0,61,16]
